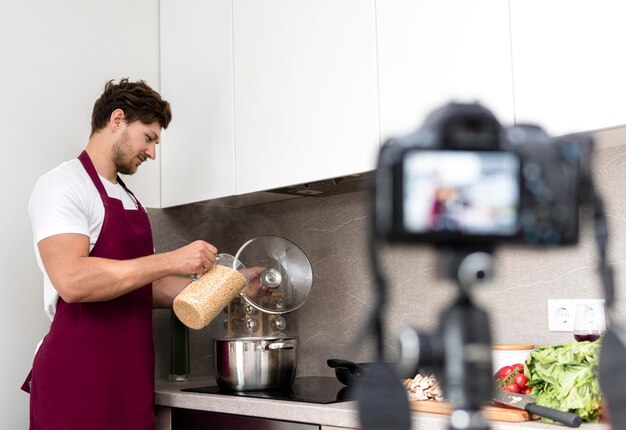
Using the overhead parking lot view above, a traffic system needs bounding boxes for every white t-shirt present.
[29,158,140,321]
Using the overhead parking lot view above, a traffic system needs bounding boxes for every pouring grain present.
[173,265,247,330]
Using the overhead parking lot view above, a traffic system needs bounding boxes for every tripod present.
[397,248,496,430]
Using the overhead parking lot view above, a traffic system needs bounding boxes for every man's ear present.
[109,109,126,131]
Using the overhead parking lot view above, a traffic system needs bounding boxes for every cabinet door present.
[233,0,380,195]
[172,409,319,429]
[511,0,626,135]
[155,406,172,430]
[159,0,235,207]
[377,0,514,141]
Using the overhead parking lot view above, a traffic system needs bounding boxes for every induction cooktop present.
[182,376,355,404]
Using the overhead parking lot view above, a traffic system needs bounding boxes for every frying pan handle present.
[525,404,582,428]
[327,359,363,376]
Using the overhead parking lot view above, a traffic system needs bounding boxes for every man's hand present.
[243,266,271,299]
[167,240,217,278]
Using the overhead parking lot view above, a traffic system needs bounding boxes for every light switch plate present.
[547,299,606,332]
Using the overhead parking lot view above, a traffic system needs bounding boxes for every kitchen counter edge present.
[154,378,608,430]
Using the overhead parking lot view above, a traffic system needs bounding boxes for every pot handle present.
[327,358,363,376]
[264,341,295,351]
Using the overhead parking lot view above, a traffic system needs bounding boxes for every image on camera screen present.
[403,150,520,237]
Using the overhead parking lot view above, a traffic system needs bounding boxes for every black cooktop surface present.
[182,376,355,404]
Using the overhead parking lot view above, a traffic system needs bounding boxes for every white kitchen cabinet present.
[232,0,380,195]
[126,0,235,208]
[145,1,519,207]
[510,0,626,136]
[376,0,515,141]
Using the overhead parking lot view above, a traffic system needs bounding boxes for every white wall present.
[0,1,160,427]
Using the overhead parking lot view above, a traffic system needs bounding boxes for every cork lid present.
[492,343,535,350]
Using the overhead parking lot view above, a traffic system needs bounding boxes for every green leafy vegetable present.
[525,340,602,423]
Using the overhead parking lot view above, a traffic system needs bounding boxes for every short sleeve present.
[29,168,91,244]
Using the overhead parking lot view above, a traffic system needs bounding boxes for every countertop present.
[155,378,609,430]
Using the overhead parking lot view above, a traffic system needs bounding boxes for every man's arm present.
[152,275,191,309]
[38,233,216,303]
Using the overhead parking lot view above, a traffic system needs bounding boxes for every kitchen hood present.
[268,171,372,197]
[192,171,372,208]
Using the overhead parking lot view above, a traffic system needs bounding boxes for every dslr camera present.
[374,102,593,247]
[364,102,598,430]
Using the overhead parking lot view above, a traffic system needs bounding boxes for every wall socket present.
[547,299,606,332]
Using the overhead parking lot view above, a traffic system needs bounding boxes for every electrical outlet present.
[547,299,606,332]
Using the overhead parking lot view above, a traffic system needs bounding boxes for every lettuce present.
[525,341,602,423]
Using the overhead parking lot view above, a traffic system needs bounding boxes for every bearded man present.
[22,78,217,430]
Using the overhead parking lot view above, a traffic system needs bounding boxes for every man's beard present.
[112,130,138,175]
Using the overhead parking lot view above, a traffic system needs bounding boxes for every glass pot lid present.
[234,236,313,314]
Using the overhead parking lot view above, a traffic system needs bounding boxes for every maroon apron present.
[22,151,155,430]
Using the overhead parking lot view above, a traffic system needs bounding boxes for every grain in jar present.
[174,264,247,330]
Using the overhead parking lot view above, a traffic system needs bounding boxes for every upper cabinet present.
[127,0,235,208]
[376,0,515,142]
[232,0,380,195]
[510,0,626,136]
[146,1,625,208]
[160,0,235,207]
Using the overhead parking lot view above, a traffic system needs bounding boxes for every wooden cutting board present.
[411,400,532,422]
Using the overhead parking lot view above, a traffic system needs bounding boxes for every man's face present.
[112,121,161,175]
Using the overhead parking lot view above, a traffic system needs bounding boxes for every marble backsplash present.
[148,144,626,380]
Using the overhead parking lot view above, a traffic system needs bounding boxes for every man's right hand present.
[169,240,218,277]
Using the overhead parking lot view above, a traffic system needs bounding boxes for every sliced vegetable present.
[404,373,444,401]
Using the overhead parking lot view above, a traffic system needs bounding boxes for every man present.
[22,78,217,429]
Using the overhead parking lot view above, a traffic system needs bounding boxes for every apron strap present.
[77,151,109,200]
[116,175,144,210]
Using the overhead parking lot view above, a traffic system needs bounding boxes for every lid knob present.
[261,268,282,288]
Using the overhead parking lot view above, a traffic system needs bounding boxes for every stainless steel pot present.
[213,337,297,390]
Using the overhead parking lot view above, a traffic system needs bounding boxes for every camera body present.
[375,102,592,246]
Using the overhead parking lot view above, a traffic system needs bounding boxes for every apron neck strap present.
[78,150,108,199]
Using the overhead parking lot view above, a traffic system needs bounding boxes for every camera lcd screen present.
[402,150,520,238]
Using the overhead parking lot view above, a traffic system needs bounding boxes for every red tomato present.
[495,366,514,380]
[514,373,528,389]
[512,363,524,372]
[521,387,532,395]
[504,383,521,393]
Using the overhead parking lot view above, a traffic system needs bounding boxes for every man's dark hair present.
[91,78,172,135]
